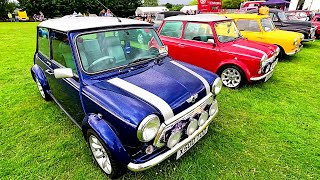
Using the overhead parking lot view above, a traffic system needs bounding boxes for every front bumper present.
[127,109,219,172]
[286,45,303,56]
[250,65,276,81]
[302,37,316,42]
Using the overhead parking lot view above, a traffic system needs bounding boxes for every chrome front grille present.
[153,94,212,148]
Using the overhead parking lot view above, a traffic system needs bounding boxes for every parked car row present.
[30,7,313,178]
[246,8,317,42]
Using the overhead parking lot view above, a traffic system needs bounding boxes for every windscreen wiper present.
[119,57,153,72]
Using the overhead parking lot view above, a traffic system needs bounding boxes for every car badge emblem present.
[187,94,198,103]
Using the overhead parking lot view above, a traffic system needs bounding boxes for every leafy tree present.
[170,4,183,11]
[0,0,17,18]
[189,0,198,5]
[222,0,244,9]
[143,0,158,7]
[17,0,142,18]
[165,3,172,9]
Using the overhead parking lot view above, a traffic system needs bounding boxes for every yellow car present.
[225,13,303,58]
[17,10,29,21]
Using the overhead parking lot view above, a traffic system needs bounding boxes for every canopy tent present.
[135,7,169,16]
[261,0,290,6]
[180,5,198,14]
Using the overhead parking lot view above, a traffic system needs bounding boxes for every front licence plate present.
[265,72,273,82]
[176,127,208,160]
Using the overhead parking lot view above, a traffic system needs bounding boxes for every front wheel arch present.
[217,63,249,81]
[274,44,285,59]
[82,114,131,166]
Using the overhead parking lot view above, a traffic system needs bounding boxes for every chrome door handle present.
[45,69,54,75]
[178,44,185,47]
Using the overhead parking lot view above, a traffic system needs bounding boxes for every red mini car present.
[311,15,320,38]
[158,14,279,88]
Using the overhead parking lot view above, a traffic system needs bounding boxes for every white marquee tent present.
[289,0,320,11]
[180,5,198,14]
[135,7,169,16]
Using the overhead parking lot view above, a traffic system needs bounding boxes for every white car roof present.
[38,17,150,32]
[165,14,231,22]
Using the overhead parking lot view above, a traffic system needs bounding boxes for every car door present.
[177,22,219,72]
[236,19,264,42]
[42,30,85,124]
[159,21,184,60]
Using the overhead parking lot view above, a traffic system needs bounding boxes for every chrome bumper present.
[127,109,219,172]
[286,45,303,56]
[302,38,316,42]
[251,58,278,81]
[250,68,274,81]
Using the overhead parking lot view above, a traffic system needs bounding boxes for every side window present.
[160,21,183,38]
[38,28,50,58]
[270,13,279,21]
[51,32,77,74]
[236,19,261,32]
[183,22,213,42]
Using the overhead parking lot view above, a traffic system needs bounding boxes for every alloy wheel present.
[221,68,242,88]
[89,135,112,174]
[36,78,45,98]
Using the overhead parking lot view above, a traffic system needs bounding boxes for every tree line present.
[1,0,244,20]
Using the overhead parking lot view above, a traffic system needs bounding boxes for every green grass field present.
[0,22,319,179]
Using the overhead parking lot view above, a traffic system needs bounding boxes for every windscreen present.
[215,21,241,43]
[76,28,166,73]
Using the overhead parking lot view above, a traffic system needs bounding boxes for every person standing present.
[99,9,106,16]
[106,9,113,17]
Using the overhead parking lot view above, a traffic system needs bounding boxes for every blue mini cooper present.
[31,16,222,178]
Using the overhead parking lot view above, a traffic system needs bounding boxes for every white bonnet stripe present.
[171,61,210,95]
[108,78,174,120]
[232,44,267,57]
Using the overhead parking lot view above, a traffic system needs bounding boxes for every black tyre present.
[277,45,285,60]
[218,65,246,89]
[87,129,125,179]
[34,75,51,101]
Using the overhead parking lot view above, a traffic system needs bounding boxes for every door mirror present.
[54,68,74,79]
[207,39,216,45]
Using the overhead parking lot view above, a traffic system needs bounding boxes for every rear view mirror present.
[54,68,74,79]
[207,39,216,45]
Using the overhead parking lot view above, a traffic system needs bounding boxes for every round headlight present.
[209,100,218,116]
[293,38,298,45]
[167,131,182,148]
[137,115,160,142]
[212,77,222,95]
[187,119,198,136]
[260,54,268,66]
[265,64,271,73]
[276,47,280,56]
[198,111,209,126]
